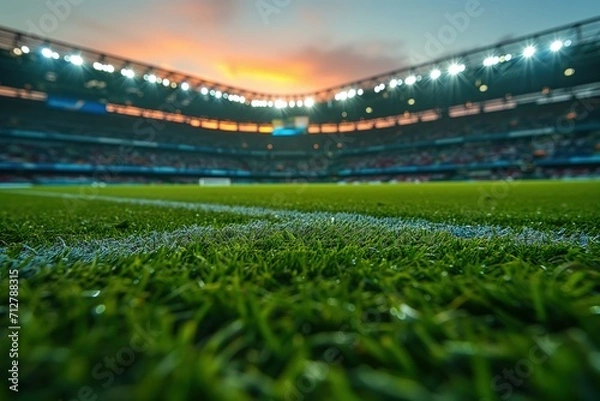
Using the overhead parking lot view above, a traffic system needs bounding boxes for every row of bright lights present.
[13,39,573,107]
[20,46,316,108]
[350,40,572,99]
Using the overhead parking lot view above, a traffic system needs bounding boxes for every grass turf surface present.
[0,181,599,401]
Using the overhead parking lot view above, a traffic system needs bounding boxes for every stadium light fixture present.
[374,83,385,93]
[483,56,499,67]
[523,45,536,58]
[121,68,135,79]
[389,79,398,88]
[200,87,209,95]
[304,98,315,107]
[405,75,417,85]
[215,91,222,99]
[290,100,296,108]
[357,88,364,96]
[550,40,563,52]
[162,79,170,87]
[297,100,304,107]
[69,54,84,66]
[448,63,465,75]
[268,100,274,107]
[348,89,357,98]
[21,45,30,54]
[430,69,442,80]
[41,47,59,59]
[12,48,22,56]
[147,74,157,83]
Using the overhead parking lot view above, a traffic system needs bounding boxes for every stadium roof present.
[1,17,600,132]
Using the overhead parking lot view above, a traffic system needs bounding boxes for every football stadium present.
[1,3,600,401]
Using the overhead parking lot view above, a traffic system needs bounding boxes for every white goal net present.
[198,178,232,186]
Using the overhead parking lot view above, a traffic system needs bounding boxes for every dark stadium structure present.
[1,17,599,184]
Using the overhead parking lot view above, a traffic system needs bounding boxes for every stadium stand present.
[0,17,599,184]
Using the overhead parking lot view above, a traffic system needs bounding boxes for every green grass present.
[1,181,599,401]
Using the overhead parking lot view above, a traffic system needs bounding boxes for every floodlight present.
[448,63,465,75]
[523,46,536,58]
[405,75,417,85]
[70,55,84,66]
[550,40,563,52]
[41,48,53,58]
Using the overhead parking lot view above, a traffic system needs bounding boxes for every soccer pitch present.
[1,181,599,401]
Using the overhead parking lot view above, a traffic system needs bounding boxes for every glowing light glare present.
[297,100,303,107]
[405,75,417,85]
[181,82,190,91]
[550,40,563,52]
[357,88,364,96]
[93,62,103,71]
[348,89,357,98]
[275,99,286,108]
[564,68,575,77]
[289,100,296,108]
[523,46,536,58]
[41,48,54,58]
[162,79,170,87]
[483,56,499,67]
[105,64,115,73]
[268,101,274,107]
[147,74,157,83]
[200,87,209,95]
[389,79,398,88]
[69,54,84,66]
[21,46,30,54]
[448,63,465,75]
[215,91,222,99]
[564,40,572,47]
[479,84,489,92]
[374,83,386,93]
[13,48,22,56]
[430,69,442,80]
[304,98,315,107]
[121,68,135,78]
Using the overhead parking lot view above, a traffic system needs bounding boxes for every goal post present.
[198,177,232,187]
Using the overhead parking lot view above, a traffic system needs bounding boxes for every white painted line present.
[0,190,596,269]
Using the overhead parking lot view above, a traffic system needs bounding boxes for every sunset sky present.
[1,0,599,94]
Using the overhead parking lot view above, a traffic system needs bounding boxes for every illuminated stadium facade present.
[0,16,599,183]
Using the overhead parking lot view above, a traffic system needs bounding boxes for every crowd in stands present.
[1,96,599,182]
[1,131,598,177]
